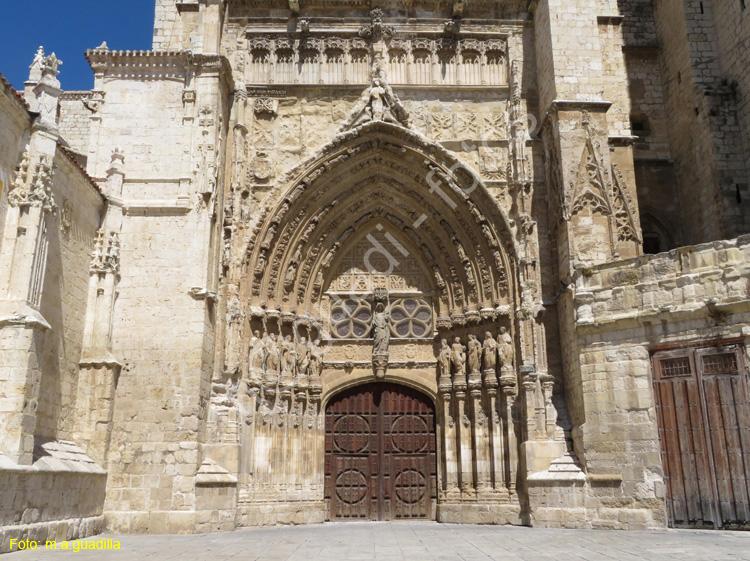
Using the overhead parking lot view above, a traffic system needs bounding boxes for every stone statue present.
[344,74,410,131]
[438,338,452,383]
[296,336,310,377]
[280,335,296,376]
[309,340,325,379]
[450,336,466,375]
[497,327,514,372]
[264,333,280,376]
[482,331,497,372]
[248,330,265,379]
[284,245,303,288]
[372,301,390,355]
[370,78,387,121]
[467,334,482,374]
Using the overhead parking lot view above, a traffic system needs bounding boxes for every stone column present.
[485,375,507,497]
[521,368,538,443]
[253,385,274,497]
[240,381,260,489]
[501,376,518,498]
[0,158,54,463]
[76,228,122,466]
[75,151,124,467]
[291,389,306,492]
[308,384,323,495]
[453,374,474,496]
[440,389,459,497]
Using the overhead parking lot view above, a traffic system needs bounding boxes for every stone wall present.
[0,62,108,553]
[34,149,105,441]
[0,441,106,554]
[652,0,750,243]
[80,48,232,534]
[58,94,92,161]
[713,0,750,181]
[543,235,750,529]
[0,73,32,257]
[1,0,749,541]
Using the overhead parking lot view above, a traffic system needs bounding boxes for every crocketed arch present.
[243,121,518,324]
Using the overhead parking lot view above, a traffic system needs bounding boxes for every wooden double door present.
[653,344,750,528]
[324,383,437,521]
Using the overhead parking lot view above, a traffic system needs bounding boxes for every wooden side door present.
[653,349,717,527]
[696,347,750,527]
[653,345,750,528]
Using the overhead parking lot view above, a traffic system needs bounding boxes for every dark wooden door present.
[325,383,436,521]
[653,345,750,528]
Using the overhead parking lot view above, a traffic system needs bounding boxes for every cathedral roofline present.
[0,71,32,117]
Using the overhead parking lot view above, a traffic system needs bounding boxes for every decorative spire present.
[8,149,57,214]
[28,46,45,82]
[358,8,394,41]
[91,230,120,274]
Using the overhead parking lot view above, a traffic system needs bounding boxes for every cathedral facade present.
[1,0,749,549]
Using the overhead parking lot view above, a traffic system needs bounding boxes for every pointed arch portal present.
[236,121,525,527]
[243,121,518,332]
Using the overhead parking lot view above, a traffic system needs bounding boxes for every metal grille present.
[702,353,739,375]
[660,356,692,377]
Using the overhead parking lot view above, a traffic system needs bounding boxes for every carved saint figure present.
[467,334,482,374]
[280,335,296,375]
[296,336,310,377]
[370,78,387,121]
[309,340,325,378]
[438,338,452,382]
[264,333,280,376]
[450,336,466,375]
[248,330,265,378]
[284,245,303,288]
[482,331,497,372]
[497,327,514,371]
[372,302,390,355]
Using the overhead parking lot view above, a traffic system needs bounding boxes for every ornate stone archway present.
[214,120,545,526]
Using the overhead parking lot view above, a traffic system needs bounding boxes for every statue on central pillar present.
[371,288,390,379]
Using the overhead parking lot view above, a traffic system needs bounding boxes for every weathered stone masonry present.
[0,0,749,551]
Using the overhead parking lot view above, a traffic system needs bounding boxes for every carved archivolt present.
[241,123,517,328]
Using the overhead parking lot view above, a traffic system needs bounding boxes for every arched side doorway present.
[324,383,437,521]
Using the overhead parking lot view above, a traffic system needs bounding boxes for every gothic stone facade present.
[1,0,749,551]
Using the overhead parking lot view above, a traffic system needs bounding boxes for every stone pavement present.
[8,522,750,561]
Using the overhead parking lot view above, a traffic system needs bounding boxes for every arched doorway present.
[324,383,437,521]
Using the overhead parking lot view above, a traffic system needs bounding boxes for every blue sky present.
[0,0,154,91]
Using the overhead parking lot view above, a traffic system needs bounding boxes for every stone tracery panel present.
[245,36,508,86]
